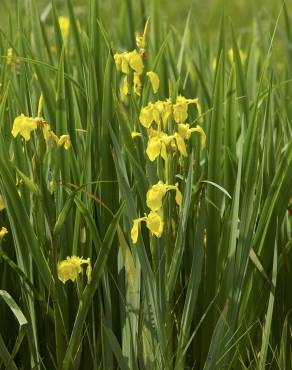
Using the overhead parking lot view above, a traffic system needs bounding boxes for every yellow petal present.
[173,96,188,123]
[131,218,146,244]
[146,71,160,94]
[131,131,142,138]
[146,211,164,238]
[139,105,153,128]
[59,16,70,40]
[0,227,8,240]
[177,123,190,140]
[86,258,92,284]
[133,73,142,96]
[58,135,71,150]
[175,186,182,207]
[114,53,122,71]
[57,256,89,284]
[175,133,188,157]
[128,50,144,75]
[11,114,38,141]
[146,182,167,211]
[146,136,161,161]
[120,75,129,97]
[189,125,207,147]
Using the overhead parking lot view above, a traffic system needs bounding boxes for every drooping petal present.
[133,72,142,96]
[146,71,160,94]
[128,50,144,75]
[120,75,129,97]
[139,105,153,128]
[146,136,161,161]
[146,182,167,211]
[146,211,164,238]
[174,133,188,157]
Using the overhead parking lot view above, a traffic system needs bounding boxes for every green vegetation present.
[0,1,291,369]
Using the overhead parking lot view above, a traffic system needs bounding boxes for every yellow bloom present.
[58,135,71,150]
[131,131,142,138]
[133,73,141,96]
[0,227,8,240]
[146,71,160,93]
[173,95,199,123]
[174,133,187,157]
[146,211,164,237]
[57,256,91,284]
[139,100,171,128]
[177,123,206,147]
[146,181,182,211]
[11,114,38,141]
[131,211,164,244]
[0,196,5,211]
[146,181,167,211]
[59,16,70,40]
[139,103,160,128]
[128,50,144,75]
[146,129,172,161]
[120,75,129,97]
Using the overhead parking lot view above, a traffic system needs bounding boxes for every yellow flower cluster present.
[0,227,8,240]
[131,181,182,244]
[137,95,205,161]
[57,256,92,284]
[114,18,159,97]
[11,113,71,150]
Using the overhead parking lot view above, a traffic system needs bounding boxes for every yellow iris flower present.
[0,227,8,240]
[177,123,206,147]
[139,99,172,128]
[131,211,164,244]
[146,129,172,161]
[57,256,92,284]
[114,50,144,75]
[11,114,38,141]
[146,181,182,211]
[173,95,200,123]
[146,71,160,94]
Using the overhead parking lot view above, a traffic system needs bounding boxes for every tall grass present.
[0,0,291,369]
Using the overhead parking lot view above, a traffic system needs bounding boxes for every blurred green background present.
[0,0,290,40]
